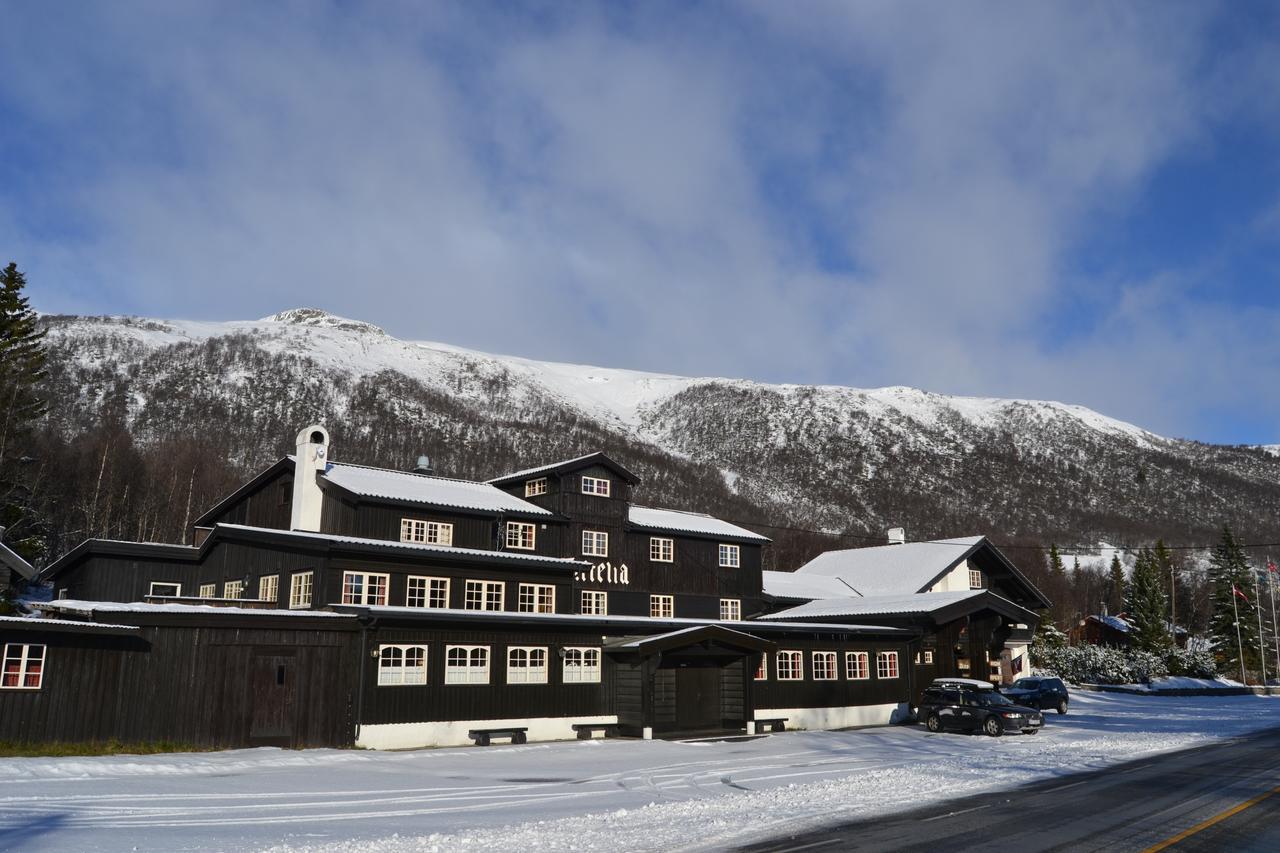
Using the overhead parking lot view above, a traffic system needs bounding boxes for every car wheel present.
[1057,699,1068,715]
[984,716,1004,737]
[926,713,943,733]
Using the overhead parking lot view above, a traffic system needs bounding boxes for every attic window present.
[525,478,548,497]
[581,476,610,497]
[969,569,983,589]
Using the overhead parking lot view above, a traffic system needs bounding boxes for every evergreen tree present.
[1126,547,1171,652]
[1108,553,1126,615]
[1047,544,1066,578]
[1208,525,1260,680]
[0,262,48,571]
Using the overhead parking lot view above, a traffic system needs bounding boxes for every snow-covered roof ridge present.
[768,589,1002,619]
[35,600,353,618]
[486,452,604,483]
[794,536,985,595]
[628,505,770,542]
[321,460,553,516]
[0,614,140,630]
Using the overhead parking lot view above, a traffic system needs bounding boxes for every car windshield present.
[976,691,1015,707]
[1011,679,1040,690]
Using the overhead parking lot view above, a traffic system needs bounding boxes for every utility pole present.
[1255,571,1268,686]
[1269,557,1280,677]
[1233,586,1247,685]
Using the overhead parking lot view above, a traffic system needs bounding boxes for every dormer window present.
[969,569,983,589]
[525,478,547,497]
[581,476,610,497]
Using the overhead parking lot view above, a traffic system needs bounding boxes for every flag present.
[1233,584,1250,603]
[1269,561,1277,574]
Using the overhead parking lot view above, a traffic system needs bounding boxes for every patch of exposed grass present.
[0,739,219,757]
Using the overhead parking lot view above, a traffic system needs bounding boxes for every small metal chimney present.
[414,455,433,475]
[887,527,906,545]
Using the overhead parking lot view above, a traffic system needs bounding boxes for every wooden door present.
[249,652,297,745]
[675,665,720,731]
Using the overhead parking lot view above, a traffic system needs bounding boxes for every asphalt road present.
[739,726,1280,853]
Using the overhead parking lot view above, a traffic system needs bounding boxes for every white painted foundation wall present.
[753,702,907,732]
[357,715,619,750]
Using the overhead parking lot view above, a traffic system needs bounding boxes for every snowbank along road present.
[2,692,1279,852]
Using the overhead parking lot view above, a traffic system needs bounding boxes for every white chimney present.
[290,425,330,532]
[887,527,906,545]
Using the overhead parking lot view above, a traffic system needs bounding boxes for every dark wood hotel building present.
[1,426,1048,749]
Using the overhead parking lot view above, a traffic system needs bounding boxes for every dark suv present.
[1002,677,1070,714]
[918,684,1044,737]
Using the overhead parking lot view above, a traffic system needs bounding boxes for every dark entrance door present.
[249,652,297,746]
[675,665,720,731]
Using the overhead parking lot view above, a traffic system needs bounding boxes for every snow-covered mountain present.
[39,308,1280,556]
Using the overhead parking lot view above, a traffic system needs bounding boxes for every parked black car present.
[918,683,1044,737]
[1002,677,1070,714]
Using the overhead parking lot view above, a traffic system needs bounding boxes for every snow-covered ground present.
[3,692,1279,853]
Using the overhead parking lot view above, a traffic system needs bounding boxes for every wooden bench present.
[468,727,528,746]
[571,723,617,740]
[754,717,788,733]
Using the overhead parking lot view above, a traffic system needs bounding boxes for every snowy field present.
[3,692,1280,853]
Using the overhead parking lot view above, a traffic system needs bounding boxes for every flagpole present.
[1255,571,1268,686]
[1233,587,1246,685]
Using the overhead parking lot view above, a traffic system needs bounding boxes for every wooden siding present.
[205,468,293,531]
[750,637,913,710]
[0,624,359,748]
[359,623,614,726]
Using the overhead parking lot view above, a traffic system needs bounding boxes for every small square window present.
[582,530,609,557]
[518,583,555,613]
[650,595,674,618]
[777,650,803,681]
[505,521,536,550]
[969,569,983,589]
[465,580,505,611]
[507,647,549,684]
[407,576,449,608]
[719,598,741,621]
[258,575,279,602]
[845,651,869,680]
[289,572,313,609]
[877,651,900,679]
[563,647,601,683]
[223,580,243,599]
[581,590,608,616]
[812,651,837,680]
[525,478,548,497]
[377,645,427,686]
[718,544,740,568]
[649,537,674,563]
[2,644,45,689]
[445,645,490,684]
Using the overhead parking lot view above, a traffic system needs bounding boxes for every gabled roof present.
[605,624,775,655]
[761,570,855,600]
[766,589,1038,625]
[793,535,1050,609]
[628,506,770,542]
[0,539,36,581]
[487,451,641,486]
[321,461,553,516]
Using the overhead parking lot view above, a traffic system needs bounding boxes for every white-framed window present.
[563,647,601,683]
[400,518,454,547]
[924,650,934,664]
[223,580,243,599]
[445,645,490,684]
[650,594,674,618]
[198,583,216,598]
[2,643,45,689]
[582,530,609,557]
[649,537,673,563]
[877,651,900,679]
[407,576,450,608]
[507,646,549,684]
[465,579,505,611]
[518,583,556,613]
[149,582,181,598]
[581,476,610,497]
[719,598,741,621]
[754,654,768,680]
[289,571,313,609]
[719,544,740,568]
[505,521,536,550]
[580,590,608,615]
[259,575,279,602]
[377,645,427,686]
[969,569,983,589]
[846,651,870,680]
[812,651,838,681]
[525,478,547,497]
[777,650,803,681]
[342,572,389,606]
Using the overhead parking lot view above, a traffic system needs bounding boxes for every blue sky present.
[3,1,1279,445]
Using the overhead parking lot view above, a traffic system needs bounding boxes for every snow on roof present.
[217,524,591,567]
[0,614,140,630]
[1094,614,1132,632]
[343,605,911,634]
[762,571,856,600]
[320,461,552,516]
[628,506,769,542]
[486,453,604,483]
[35,600,353,618]
[767,590,988,620]
[794,536,985,595]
